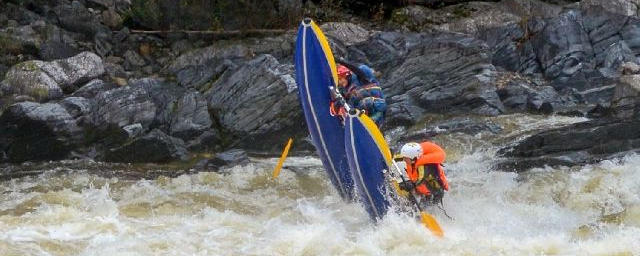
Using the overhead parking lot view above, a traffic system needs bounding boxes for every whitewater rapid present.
[1,114,639,256]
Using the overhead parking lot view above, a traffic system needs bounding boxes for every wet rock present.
[478,22,543,75]
[195,149,249,170]
[498,118,640,171]
[400,117,503,142]
[0,102,82,162]
[104,129,188,163]
[186,129,222,152]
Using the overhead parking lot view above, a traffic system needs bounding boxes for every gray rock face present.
[104,129,188,163]
[168,34,295,90]
[0,102,82,162]
[206,54,299,136]
[354,31,505,126]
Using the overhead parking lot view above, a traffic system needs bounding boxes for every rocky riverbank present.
[2,0,640,172]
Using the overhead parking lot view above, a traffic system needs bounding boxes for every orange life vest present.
[404,142,449,196]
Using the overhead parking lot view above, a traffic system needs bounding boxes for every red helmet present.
[337,65,351,78]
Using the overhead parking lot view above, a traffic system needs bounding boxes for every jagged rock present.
[104,129,188,163]
[580,0,640,17]
[168,33,295,90]
[0,102,82,162]
[206,54,299,135]
[143,79,212,140]
[352,31,505,127]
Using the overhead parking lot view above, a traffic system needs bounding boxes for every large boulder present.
[89,79,157,131]
[205,54,305,152]
[0,52,105,102]
[0,102,82,162]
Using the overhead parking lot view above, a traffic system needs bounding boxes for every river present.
[1,114,639,256]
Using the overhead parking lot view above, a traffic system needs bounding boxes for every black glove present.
[398,181,415,191]
[430,189,444,203]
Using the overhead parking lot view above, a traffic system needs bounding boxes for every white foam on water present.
[1,152,639,255]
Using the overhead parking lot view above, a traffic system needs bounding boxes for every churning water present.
[1,114,639,256]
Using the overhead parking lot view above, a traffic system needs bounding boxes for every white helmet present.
[400,142,422,159]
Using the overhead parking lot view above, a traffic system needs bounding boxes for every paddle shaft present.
[391,160,424,211]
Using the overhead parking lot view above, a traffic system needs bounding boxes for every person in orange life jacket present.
[397,141,449,204]
[331,62,387,127]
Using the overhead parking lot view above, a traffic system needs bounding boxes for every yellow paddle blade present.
[272,138,293,179]
[420,211,444,237]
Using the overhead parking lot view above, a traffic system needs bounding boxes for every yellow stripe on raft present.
[310,21,339,87]
[357,114,393,166]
